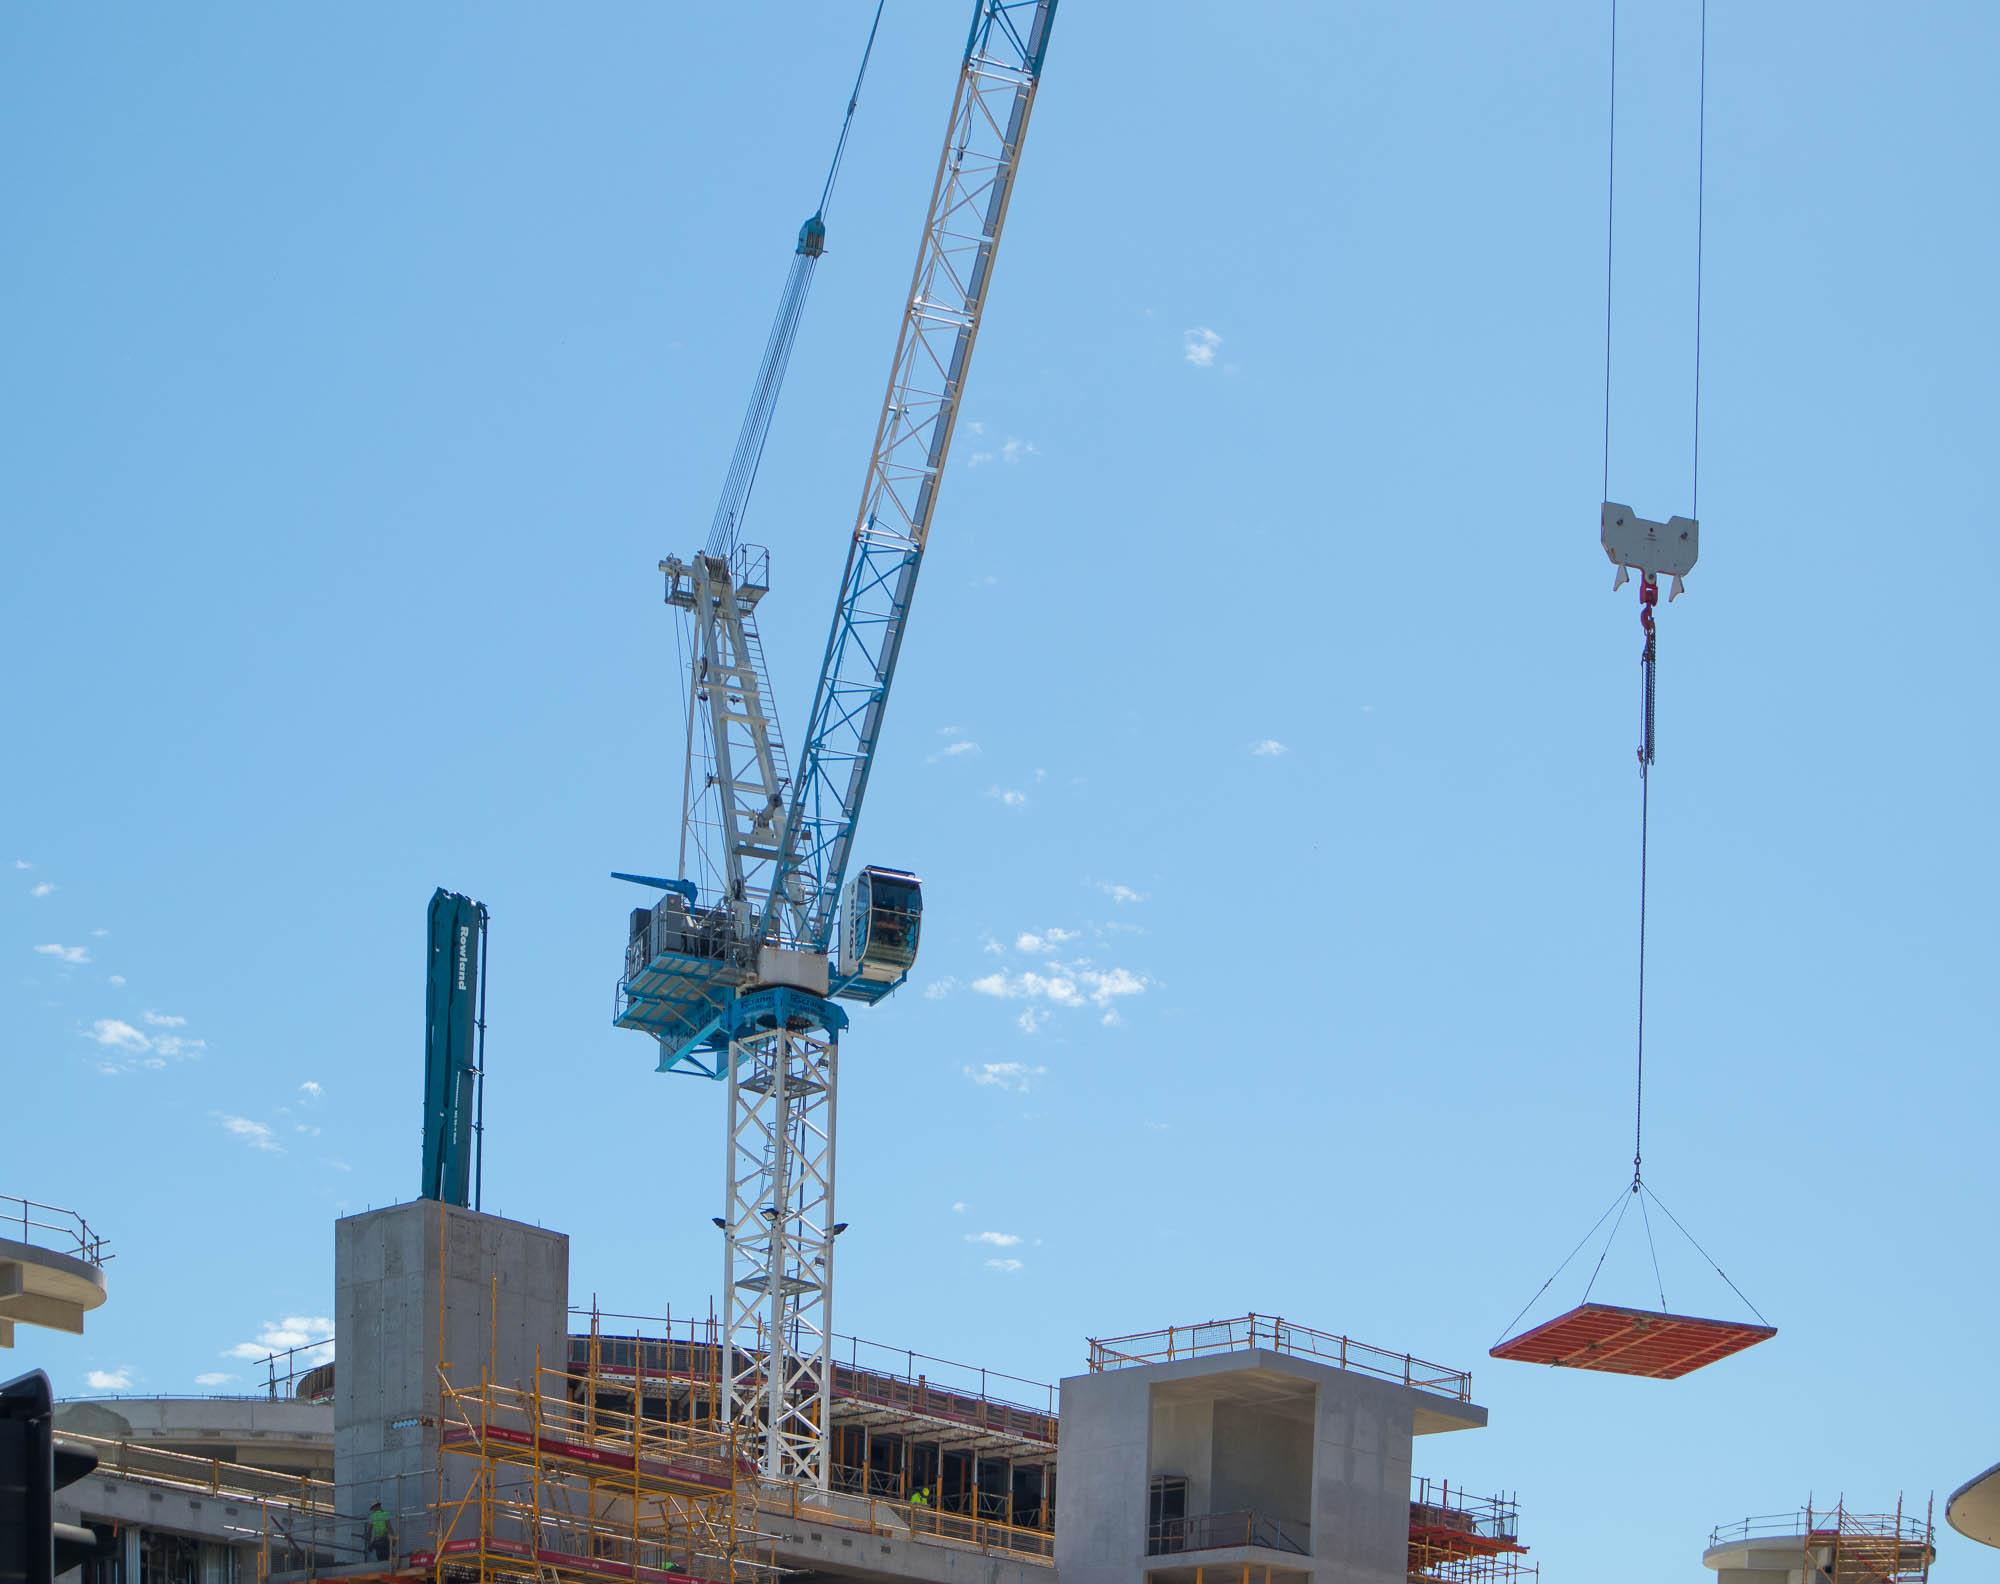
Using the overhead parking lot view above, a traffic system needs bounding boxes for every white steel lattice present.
[765,0,1056,955]
[668,549,794,935]
[722,1015,838,1484]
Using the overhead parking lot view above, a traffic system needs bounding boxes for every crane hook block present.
[1602,501,1697,600]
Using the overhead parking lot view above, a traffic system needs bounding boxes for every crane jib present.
[760,0,1058,954]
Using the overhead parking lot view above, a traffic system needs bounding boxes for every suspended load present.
[1490,1300,1773,1380]
[1494,0,1772,1380]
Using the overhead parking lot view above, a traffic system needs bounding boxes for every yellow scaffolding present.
[1805,1498,1936,1584]
[426,1343,766,1584]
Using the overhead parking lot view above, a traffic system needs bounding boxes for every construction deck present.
[1489,1301,1775,1379]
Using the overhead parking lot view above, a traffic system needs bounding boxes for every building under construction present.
[51,1198,1547,1584]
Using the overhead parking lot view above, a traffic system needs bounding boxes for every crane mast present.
[616,0,1058,1487]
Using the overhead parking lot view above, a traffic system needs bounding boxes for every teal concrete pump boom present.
[421,888,487,1208]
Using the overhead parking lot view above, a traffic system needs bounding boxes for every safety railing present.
[1410,1478,1520,1543]
[1710,1509,1935,1546]
[56,1430,332,1508]
[745,1476,1055,1562]
[1089,1313,1471,1403]
[249,1338,335,1401]
[567,1313,1058,1434]
[1,1194,110,1264]
[1146,1511,1309,1557]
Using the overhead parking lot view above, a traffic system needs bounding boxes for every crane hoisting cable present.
[704,0,887,563]
[1492,0,1775,1382]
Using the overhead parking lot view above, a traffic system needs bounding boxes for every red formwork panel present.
[1489,1302,1776,1379]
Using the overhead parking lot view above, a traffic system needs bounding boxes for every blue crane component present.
[611,0,1058,1485]
[616,0,1058,1070]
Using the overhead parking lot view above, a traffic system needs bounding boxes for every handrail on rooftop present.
[563,1307,1058,1419]
[1710,1508,1935,1547]
[1,1193,110,1265]
[1087,1312,1471,1403]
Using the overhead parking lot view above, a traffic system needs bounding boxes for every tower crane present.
[613,0,1059,1487]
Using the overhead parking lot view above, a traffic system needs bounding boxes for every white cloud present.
[1085,967,1148,1007]
[1017,1006,1049,1035]
[1015,928,1079,954]
[985,787,1028,808]
[34,943,90,966]
[92,928,109,937]
[963,1061,1047,1093]
[1183,327,1222,367]
[89,1020,150,1053]
[151,1035,204,1059]
[967,1231,1021,1247]
[194,1372,236,1387]
[218,1115,282,1153]
[973,964,1147,1010]
[142,1011,186,1027]
[299,1081,323,1102]
[29,882,56,898]
[225,1317,334,1362]
[985,1258,1024,1274]
[951,1201,968,1213]
[922,977,958,1000]
[83,1368,132,1391]
[1250,738,1289,757]
[13,860,31,869]
[967,437,1038,469]
[927,739,980,763]
[330,1159,352,1173]
[965,422,985,437]
[972,970,1082,1007]
[1089,880,1148,905]
[106,975,126,987]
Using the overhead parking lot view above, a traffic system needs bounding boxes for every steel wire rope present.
[1601,0,1619,502]
[704,0,890,563]
[820,0,889,219]
[1492,1185,1628,1347]
[1635,1175,1667,1311]
[1641,1183,1770,1325]
[1579,1189,1635,1305]
[1693,0,1708,522]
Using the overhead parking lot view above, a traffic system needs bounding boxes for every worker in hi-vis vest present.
[366,1501,397,1561]
[910,1485,932,1509]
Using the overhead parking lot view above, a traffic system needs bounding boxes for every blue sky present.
[5,1,1996,1576]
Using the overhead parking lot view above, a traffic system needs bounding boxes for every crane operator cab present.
[835,866,922,1004]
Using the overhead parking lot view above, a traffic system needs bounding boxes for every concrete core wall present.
[334,1201,568,1554]
[1211,1399,1312,1533]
